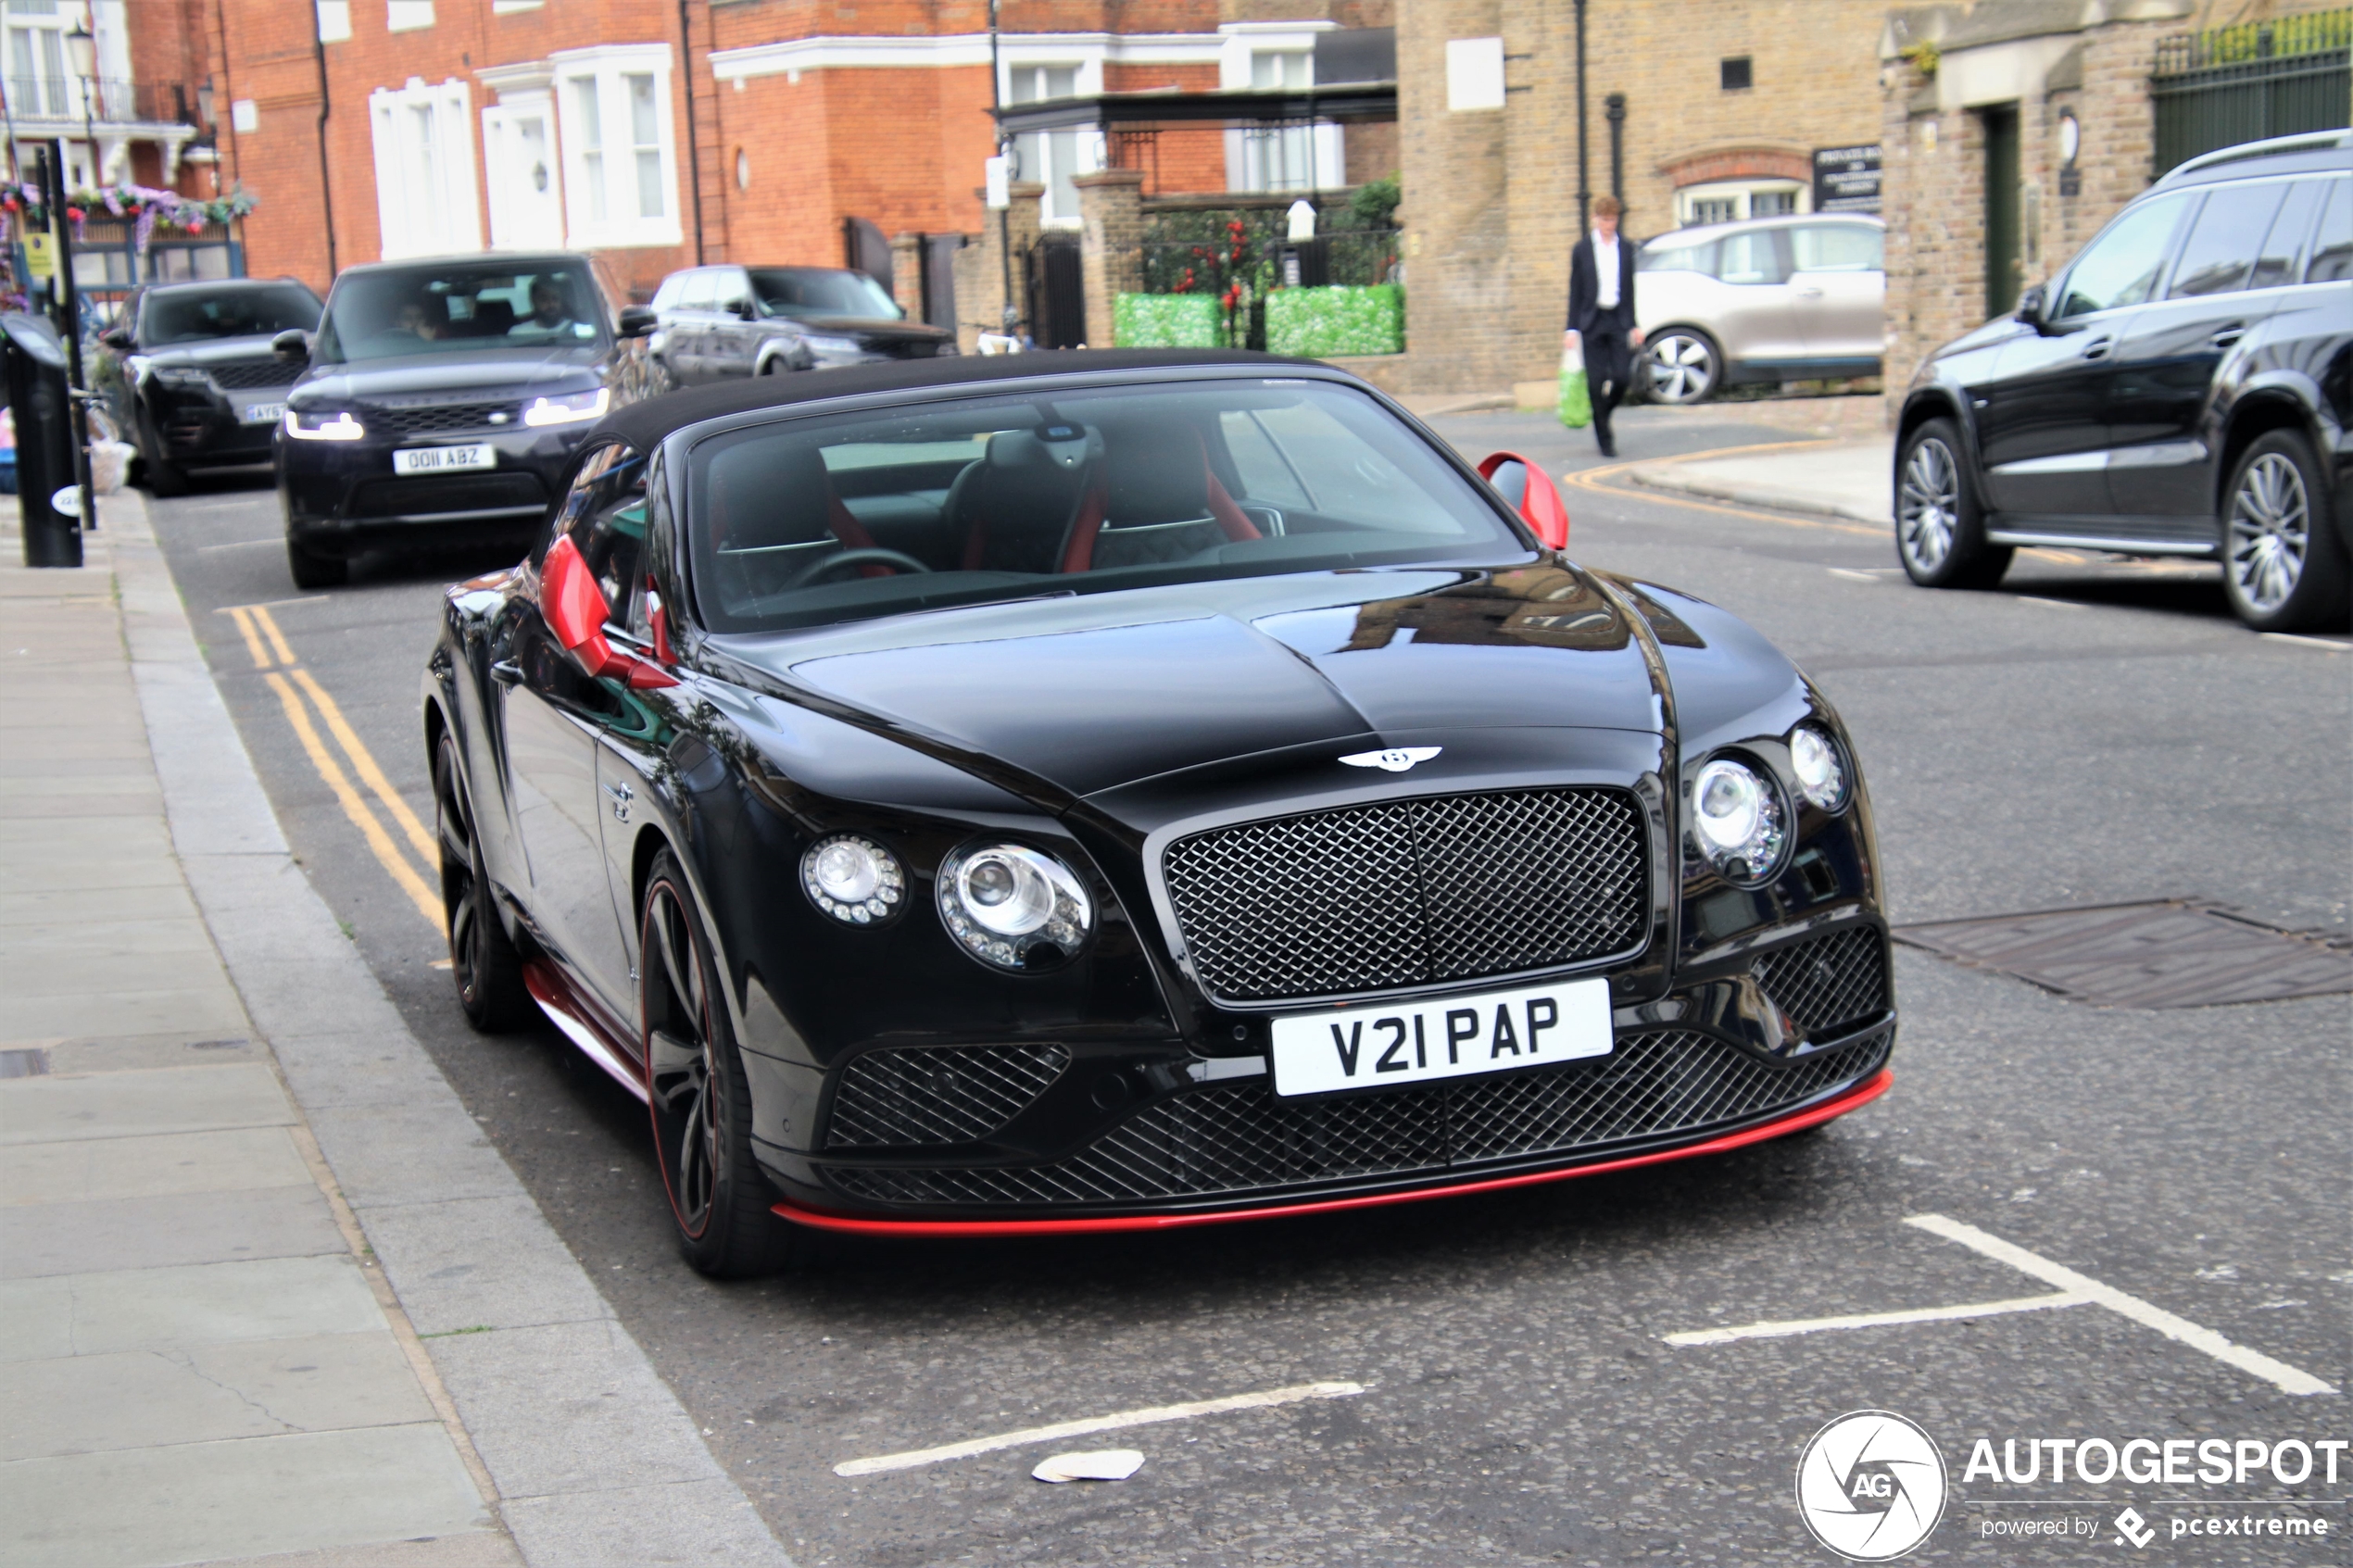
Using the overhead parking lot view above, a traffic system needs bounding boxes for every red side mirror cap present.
[542,535,677,689]
[1478,451,1570,551]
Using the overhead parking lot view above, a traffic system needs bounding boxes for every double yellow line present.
[222,601,447,934]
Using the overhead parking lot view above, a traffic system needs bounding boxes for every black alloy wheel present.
[135,406,190,498]
[641,850,803,1278]
[434,731,530,1032]
[2221,428,2349,633]
[286,534,348,589]
[1895,418,2012,589]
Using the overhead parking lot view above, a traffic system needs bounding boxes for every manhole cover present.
[1895,900,2352,1008]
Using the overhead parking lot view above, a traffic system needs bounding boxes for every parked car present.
[273,253,661,588]
[422,349,1896,1276]
[93,278,323,496]
[648,263,952,383]
[1634,214,1885,404]
[1895,130,2352,632]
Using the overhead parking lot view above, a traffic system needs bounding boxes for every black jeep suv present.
[1895,130,2351,632]
[96,278,323,496]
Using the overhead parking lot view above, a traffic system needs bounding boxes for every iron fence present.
[2151,10,2352,175]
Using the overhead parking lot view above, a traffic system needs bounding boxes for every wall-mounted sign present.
[1813,144,1882,212]
[21,232,55,283]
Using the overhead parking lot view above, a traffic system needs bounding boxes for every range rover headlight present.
[283,408,365,441]
[1789,724,1851,812]
[522,387,610,427]
[800,834,906,925]
[938,842,1093,971]
[1692,757,1787,884]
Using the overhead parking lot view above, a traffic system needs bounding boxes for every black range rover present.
[96,278,323,496]
[275,253,659,588]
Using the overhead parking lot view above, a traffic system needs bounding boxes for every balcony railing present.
[2,76,196,127]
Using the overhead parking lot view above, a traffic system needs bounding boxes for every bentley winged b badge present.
[1340,746,1443,773]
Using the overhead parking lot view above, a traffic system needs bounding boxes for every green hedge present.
[1265,284,1403,358]
[1114,293,1223,348]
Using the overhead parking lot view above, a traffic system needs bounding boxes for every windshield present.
[687,378,1530,635]
[141,284,321,346]
[315,262,608,362]
[749,268,903,320]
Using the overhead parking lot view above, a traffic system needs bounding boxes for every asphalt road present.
[147,397,2349,1566]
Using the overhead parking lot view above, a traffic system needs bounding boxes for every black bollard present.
[2,312,84,568]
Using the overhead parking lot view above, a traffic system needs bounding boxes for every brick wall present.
[1396,0,1887,394]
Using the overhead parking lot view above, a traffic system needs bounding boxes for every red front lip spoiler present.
[774,1067,1893,1237]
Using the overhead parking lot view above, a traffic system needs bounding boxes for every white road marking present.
[1906,1214,2338,1397]
[197,537,285,553]
[2259,632,2350,652]
[832,1380,1368,1478]
[1827,568,1882,583]
[1663,1291,2089,1347]
[2014,596,2087,610]
[216,595,332,613]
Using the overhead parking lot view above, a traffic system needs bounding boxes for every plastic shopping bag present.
[1556,364,1592,430]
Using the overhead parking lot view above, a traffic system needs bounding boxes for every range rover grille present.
[1161,787,1648,1003]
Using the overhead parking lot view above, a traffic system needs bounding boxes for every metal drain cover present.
[1895,900,2352,1008]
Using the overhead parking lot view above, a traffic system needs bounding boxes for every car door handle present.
[1796,287,1823,299]
[2208,324,2246,347]
[2078,336,2113,360]
[490,659,523,687]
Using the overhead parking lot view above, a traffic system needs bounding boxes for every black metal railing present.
[2151,10,2352,175]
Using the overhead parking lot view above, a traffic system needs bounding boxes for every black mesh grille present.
[1163,788,1648,1002]
[208,358,303,390]
[349,473,547,519]
[824,1027,1887,1208]
[825,1044,1070,1148]
[368,401,516,437]
[1754,927,1888,1039]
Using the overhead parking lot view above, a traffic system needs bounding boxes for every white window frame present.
[367,76,483,259]
[1676,179,1810,227]
[5,2,82,121]
[1218,21,1342,194]
[551,43,682,249]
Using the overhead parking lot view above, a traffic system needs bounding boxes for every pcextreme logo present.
[1796,1410,1949,1562]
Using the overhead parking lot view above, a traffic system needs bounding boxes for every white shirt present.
[1592,231,1621,310]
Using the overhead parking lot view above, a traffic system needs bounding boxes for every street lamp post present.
[64,20,95,182]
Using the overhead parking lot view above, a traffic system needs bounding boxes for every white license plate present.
[393,444,496,475]
[1270,976,1613,1098]
[239,401,285,426]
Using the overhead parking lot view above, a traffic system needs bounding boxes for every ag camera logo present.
[1796,1410,1948,1561]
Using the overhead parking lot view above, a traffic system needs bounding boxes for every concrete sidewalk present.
[1628,435,1894,525]
[2,502,794,1567]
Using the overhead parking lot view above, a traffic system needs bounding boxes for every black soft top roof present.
[595,348,1332,451]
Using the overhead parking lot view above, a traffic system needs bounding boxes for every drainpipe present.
[678,0,705,264]
[991,0,1013,330]
[1574,0,1589,234]
[1604,92,1624,212]
[311,9,336,276]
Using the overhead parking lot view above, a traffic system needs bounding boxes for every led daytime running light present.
[283,408,365,442]
[937,843,1094,972]
[799,834,906,926]
[522,387,611,427]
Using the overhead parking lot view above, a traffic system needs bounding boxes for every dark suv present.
[648,264,950,383]
[274,254,659,588]
[1894,130,2351,631]
[95,278,323,496]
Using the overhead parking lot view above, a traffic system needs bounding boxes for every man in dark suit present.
[1566,194,1643,458]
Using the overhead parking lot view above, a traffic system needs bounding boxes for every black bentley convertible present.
[422,350,1895,1276]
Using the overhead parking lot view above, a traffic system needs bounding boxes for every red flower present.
[65,206,83,221]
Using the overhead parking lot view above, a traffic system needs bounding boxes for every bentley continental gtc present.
[422,351,1895,1276]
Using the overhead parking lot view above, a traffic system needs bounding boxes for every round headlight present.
[1789,724,1850,812]
[937,843,1093,970]
[1692,758,1786,883]
[800,834,906,925]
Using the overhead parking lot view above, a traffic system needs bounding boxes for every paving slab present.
[0,1126,310,1207]
[0,1184,346,1278]
[36,1254,390,1355]
[189,1535,522,1568]
[0,1424,493,1568]
[302,1102,522,1210]
[359,1194,612,1336]
[0,1062,295,1144]
[3,983,254,1041]
[501,1478,798,1567]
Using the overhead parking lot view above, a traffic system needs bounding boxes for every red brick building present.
[158,0,1387,306]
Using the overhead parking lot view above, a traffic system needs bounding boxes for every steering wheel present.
[784,547,934,589]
